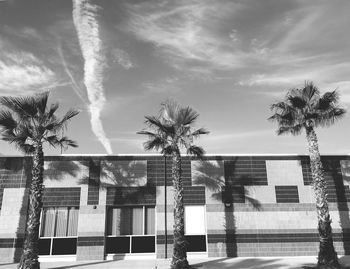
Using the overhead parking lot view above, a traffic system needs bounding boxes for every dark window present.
[131,236,155,253]
[38,239,51,255]
[52,238,77,255]
[275,186,299,203]
[186,235,207,252]
[106,237,130,254]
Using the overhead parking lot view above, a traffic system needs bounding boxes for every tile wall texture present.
[1,155,350,260]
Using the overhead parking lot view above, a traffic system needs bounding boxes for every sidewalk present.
[1,256,350,269]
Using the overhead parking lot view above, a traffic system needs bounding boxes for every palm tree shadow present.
[328,158,350,255]
[193,157,261,257]
[0,157,33,262]
[318,158,350,256]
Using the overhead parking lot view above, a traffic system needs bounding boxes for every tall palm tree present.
[138,100,209,269]
[0,91,79,269]
[269,81,346,268]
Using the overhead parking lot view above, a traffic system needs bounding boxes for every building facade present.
[0,154,350,262]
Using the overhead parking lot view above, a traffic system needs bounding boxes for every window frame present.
[106,205,156,254]
[184,205,207,253]
[39,206,79,256]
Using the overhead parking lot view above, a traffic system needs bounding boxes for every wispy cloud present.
[110,48,134,70]
[0,51,56,95]
[57,43,87,104]
[143,76,181,94]
[126,0,245,72]
[72,0,112,154]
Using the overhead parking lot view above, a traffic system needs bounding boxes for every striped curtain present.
[41,208,55,237]
[55,207,68,237]
[67,207,79,236]
[132,207,143,235]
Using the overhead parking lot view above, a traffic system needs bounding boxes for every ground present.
[1,256,350,269]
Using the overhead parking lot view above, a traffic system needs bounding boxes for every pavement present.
[1,256,350,269]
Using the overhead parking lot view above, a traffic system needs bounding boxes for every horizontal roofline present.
[1,153,350,157]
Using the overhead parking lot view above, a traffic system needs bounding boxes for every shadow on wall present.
[192,157,261,257]
[326,158,350,255]
[44,160,87,181]
[0,157,33,262]
[46,158,157,204]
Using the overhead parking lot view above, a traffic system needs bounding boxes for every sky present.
[0,0,349,156]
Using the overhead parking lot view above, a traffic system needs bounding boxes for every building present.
[0,154,350,262]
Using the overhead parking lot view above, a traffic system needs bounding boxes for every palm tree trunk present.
[171,152,190,269]
[19,143,44,269]
[306,126,339,267]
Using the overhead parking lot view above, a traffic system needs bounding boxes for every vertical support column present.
[76,159,106,261]
[0,188,29,262]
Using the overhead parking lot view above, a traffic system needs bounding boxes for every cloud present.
[73,0,112,154]
[57,43,87,104]
[143,76,181,94]
[110,48,134,69]
[0,51,56,95]
[126,0,246,72]
[238,62,350,93]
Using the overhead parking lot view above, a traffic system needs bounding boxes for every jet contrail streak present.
[72,0,113,154]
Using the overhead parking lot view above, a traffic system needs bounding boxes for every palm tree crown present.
[138,99,209,156]
[0,91,79,153]
[269,81,346,135]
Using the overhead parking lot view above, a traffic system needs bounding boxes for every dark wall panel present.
[275,186,299,203]
[0,158,30,188]
[43,187,80,207]
[183,186,205,205]
[106,187,156,205]
[224,157,267,186]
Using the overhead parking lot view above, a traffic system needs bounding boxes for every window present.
[185,205,206,252]
[106,206,155,254]
[39,207,79,255]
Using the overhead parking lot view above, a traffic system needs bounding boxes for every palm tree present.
[0,91,79,269]
[138,100,209,269]
[269,81,346,268]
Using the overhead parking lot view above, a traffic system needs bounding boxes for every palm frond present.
[160,99,180,124]
[0,110,17,130]
[187,145,205,157]
[143,136,168,151]
[178,106,199,126]
[35,91,49,115]
[276,124,303,136]
[60,109,80,127]
[145,115,174,135]
[302,81,320,102]
[0,91,79,154]
[314,107,346,127]
[316,91,339,111]
[47,103,59,118]
[190,127,210,138]
[0,95,37,118]
[287,95,307,109]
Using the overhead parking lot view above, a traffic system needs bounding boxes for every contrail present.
[72,0,113,154]
[57,43,87,105]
